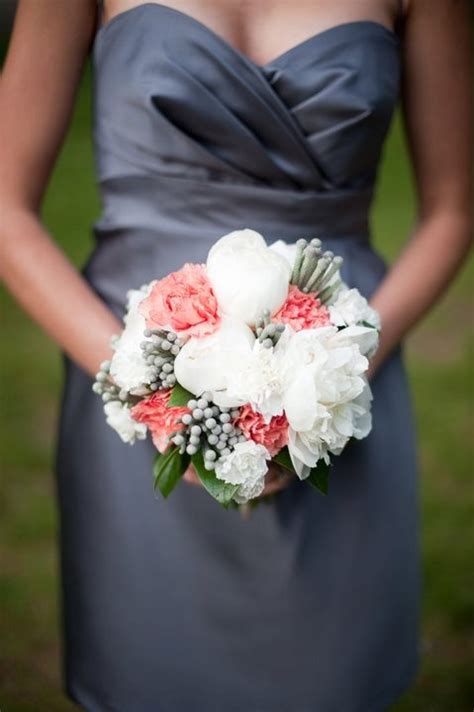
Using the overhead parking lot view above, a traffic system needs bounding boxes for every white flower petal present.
[331,324,379,359]
[281,324,373,468]
[104,400,147,444]
[329,287,381,330]
[214,440,271,504]
[268,239,298,270]
[287,429,318,479]
[282,369,318,432]
[109,283,155,393]
[206,229,291,326]
[173,316,255,404]
[224,325,295,422]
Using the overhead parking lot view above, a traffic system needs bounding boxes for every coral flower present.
[130,389,190,453]
[139,263,220,338]
[234,405,289,457]
[272,285,331,332]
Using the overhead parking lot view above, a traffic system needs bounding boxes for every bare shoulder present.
[5,0,98,47]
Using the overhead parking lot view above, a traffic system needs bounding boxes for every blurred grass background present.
[0,21,473,712]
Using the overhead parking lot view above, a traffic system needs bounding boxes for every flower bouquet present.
[93,229,381,511]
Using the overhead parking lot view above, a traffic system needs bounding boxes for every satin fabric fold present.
[92,6,399,192]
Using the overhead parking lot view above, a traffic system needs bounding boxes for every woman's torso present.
[86,0,403,312]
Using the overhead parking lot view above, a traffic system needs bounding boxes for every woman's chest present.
[99,0,401,68]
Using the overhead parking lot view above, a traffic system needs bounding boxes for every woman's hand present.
[183,461,296,498]
[258,463,296,497]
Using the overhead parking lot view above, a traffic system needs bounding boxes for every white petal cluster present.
[280,326,372,478]
[214,440,271,504]
[206,229,291,326]
[173,316,255,407]
[329,286,381,358]
[329,285,380,328]
[109,284,156,395]
[103,400,147,444]
[330,323,380,359]
[224,325,294,422]
[173,317,375,485]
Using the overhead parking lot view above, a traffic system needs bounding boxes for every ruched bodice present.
[93,5,399,191]
[55,10,421,710]
[85,5,401,310]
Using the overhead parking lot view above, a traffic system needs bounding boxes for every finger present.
[183,465,202,486]
[267,463,292,480]
[260,473,293,497]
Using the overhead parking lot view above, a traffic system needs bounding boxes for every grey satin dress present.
[54,5,421,711]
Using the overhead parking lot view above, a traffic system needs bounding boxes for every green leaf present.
[191,450,239,508]
[168,382,194,408]
[153,447,190,498]
[272,446,296,474]
[274,447,330,495]
[306,460,331,495]
[360,320,378,330]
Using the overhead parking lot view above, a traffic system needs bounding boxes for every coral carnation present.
[130,389,190,453]
[139,263,220,338]
[234,404,289,457]
[272,285,331,331]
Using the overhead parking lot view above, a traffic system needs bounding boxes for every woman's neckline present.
[95,2,399,70]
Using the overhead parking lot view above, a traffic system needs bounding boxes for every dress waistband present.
[93,173,373,243]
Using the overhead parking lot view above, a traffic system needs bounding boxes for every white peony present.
[329,286,380,328]
[104,400,147,444]
[329,322,380,359]
[288,380,373,478]
[281,326,372,478]
[109,284,155,395]
[173,316,255,407]
[224,325,295,422]
[268,239,298,270]
[329,285,381,358]
[206,229,291,326]
[214,440,271,504]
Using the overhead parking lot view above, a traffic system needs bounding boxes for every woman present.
[0,0,471,710]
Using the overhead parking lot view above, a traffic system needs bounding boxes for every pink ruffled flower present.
[139,263,220,338]
[272,285,331,332]
[130,390,190,453]
[234,405,289,457]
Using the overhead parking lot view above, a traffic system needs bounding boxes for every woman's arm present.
[367,0,472,379]
[0,0,122,378]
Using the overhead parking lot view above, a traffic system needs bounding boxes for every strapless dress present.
[54,5,421,710]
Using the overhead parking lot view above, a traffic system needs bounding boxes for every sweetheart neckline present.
[95,2,399,70]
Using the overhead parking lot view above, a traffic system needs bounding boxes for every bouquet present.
[93,229,381,511]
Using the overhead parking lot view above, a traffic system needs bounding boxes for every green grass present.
[1,53,473,712]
